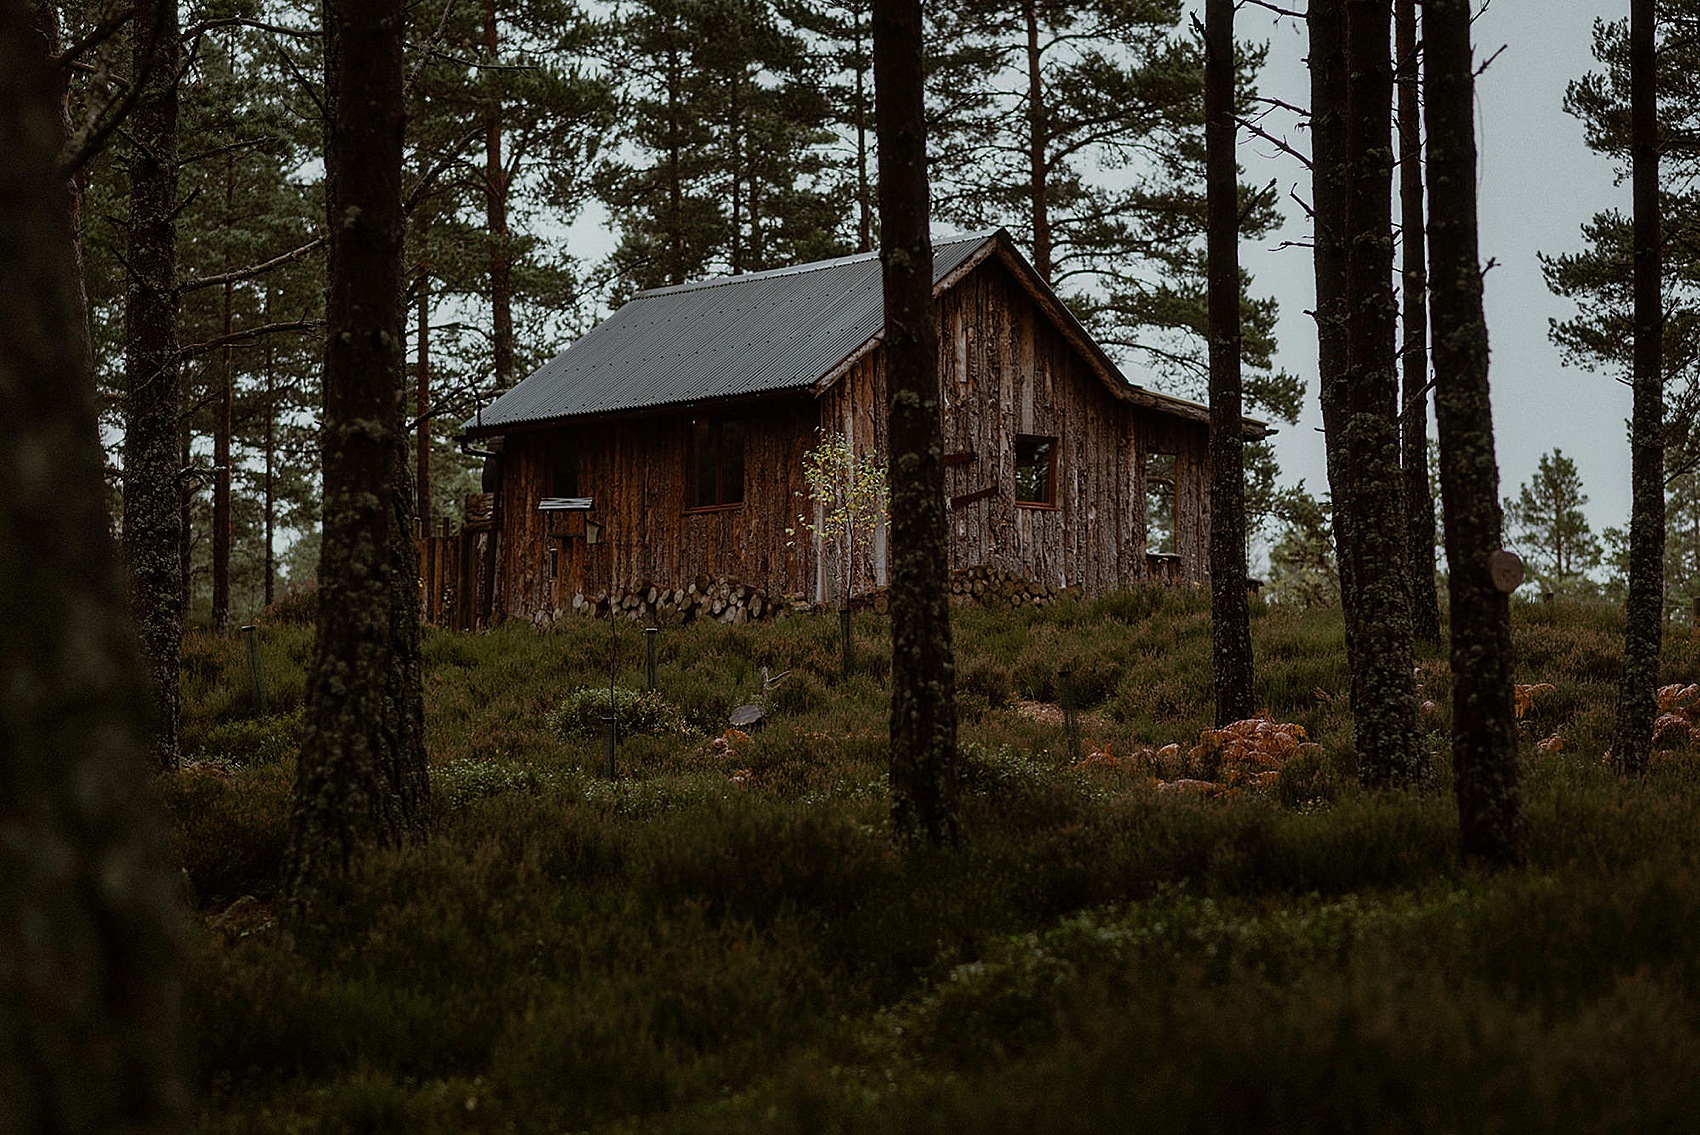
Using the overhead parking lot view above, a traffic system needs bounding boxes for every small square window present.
[1015,435,1058,505]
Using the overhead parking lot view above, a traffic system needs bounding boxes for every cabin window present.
[687,415,745,509]
[546,438,579,498]
[1014,435,1058,506]
[1145,452,1177,555]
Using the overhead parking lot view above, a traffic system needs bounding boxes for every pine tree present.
[1504,448,1602,591]
[1311,0,1423,788]
[1614,0,1664,776]
[3,2,188,1121]
[875,0,958,848]
[1205,0,1252,726]
[122,0,185,769]
[285,0,430,913]
[1425,0,1523,866]
[599,0,849,293]
[924,0,1301,449]
[1397,0,1440,644]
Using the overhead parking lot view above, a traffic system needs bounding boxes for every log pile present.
[554,575,808,625]
[533,564,1078,626]
[948,564,1081,608]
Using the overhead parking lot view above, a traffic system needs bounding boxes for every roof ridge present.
[633,229,1001,299]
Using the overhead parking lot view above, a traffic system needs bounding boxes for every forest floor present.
[167,588,1700,1133]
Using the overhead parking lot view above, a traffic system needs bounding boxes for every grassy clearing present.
[164,591,1700,1132]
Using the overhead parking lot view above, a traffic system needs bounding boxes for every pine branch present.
[55,5,138,69]
[181,237,327,293]
[181,17,320,40]
[178,319,323,359]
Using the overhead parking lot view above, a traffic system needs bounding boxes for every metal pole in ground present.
[841,606,853,679]
[240,624,267,716]
[1059,668,1080,763]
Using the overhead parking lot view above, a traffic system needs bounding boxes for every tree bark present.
[122,0,184,769]
[213,158,235,635]
[1206,0,1253,726]
[285,0,429,915]
[1023,0,1050,279]
[1398,0,1441,645]
[1336,0,1424,787]
[484,0,516,390]
[875,0,958,847]
[417,260,432,538]
[1309,0,1355,628]
[1,2,188,1124]
[1423,0,1524,866]
[1613,0,1664,776]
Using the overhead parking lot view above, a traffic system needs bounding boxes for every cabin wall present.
[489,257,1216,619]
[820,261,1213,593]
[494,397,818,621]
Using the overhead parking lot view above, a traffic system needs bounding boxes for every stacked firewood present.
[567,576,806,625]
[948,564,1080,608]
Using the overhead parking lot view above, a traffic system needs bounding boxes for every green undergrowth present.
[166,592,1700,1133]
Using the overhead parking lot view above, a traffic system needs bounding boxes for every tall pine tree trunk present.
[213,154,235,635]
[1613,0,1664,775]
[1336,0,1424,787]
[1309,0,1365,730]
[1023,0,1050,279]
[285,0,429,915]
[484,0,515,391]
[1424,0,1524,866]
[122,0,184,770]
[417,259,432,538]
[1398,0,1441,645]
[1206,0,1253,726]
[856,25,872,252]
[875,0,958,847]
[2,3,188,1122]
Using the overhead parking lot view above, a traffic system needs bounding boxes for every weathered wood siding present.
[820,257,1212,594]
[493,395,819,621]
[489,255,1213,619]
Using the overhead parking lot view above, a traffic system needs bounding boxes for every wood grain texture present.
[481,256,1214,622]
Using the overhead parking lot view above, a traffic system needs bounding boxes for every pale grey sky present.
[1238,0,1631,533]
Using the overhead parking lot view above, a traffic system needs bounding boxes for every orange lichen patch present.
[1652,684,1700,751]
[1658,683,1700,712]
[1071,741,1123,769]
[1194,716,1318,792]
[1513,683,1555,720]
[705,728,753,760]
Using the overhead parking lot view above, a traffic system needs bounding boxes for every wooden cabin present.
[457,229,1265,623]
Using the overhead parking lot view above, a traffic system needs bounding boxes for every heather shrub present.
[547,685,692,739]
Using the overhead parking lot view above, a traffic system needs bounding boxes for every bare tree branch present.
[182,236,327,293]
[181,16,320,40]
[1238,116,1312,168]
[178,319,323,359]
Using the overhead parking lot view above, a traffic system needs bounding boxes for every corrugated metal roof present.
[461,228,1263,437]
[464,233,991,432]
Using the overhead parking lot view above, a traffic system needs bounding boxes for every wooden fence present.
[417,493,497,629]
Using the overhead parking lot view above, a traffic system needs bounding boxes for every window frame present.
[684,414,747,512]
[1014,433,1060,509]
[1144,451,1178,556]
